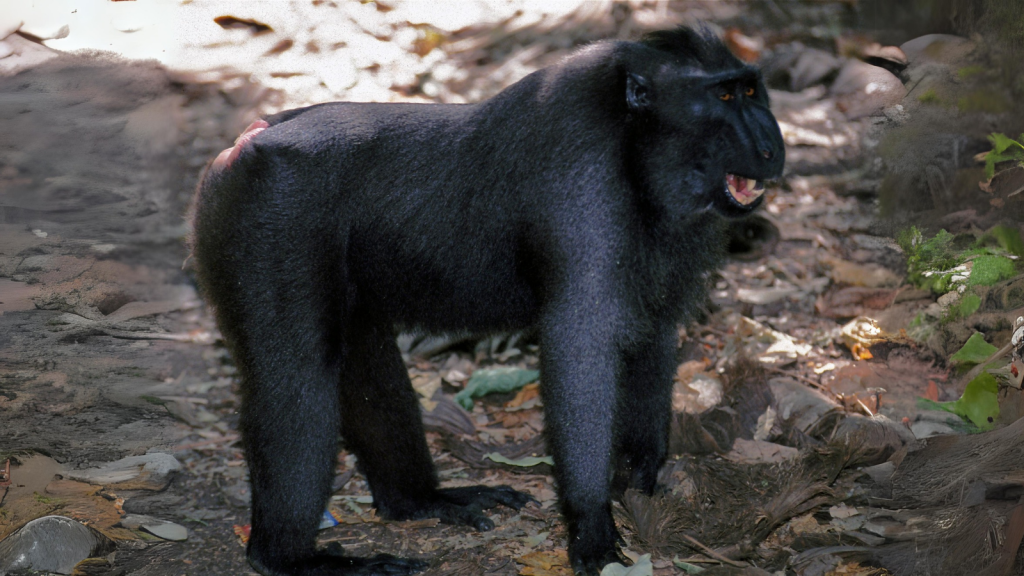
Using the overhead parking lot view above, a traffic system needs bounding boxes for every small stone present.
[882,104,909,124]
[937,290,961,312]
[118,513,160,530]
[141,521,188,541]
[911,420,956,439]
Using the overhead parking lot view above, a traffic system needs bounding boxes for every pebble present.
[141,521,189,542]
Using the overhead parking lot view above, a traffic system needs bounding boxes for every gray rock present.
[830,59,907,119]
[898,34,978,114]
[900,34,974,65]
[141,521,188,541]
[883,104,910,124]
[118,513,162,530]
[760,41,805,89]
[0,515,115,575]
[790,48,843,91]
[862,44,908,68]
[769,377,839,433]
[15,254,53,273]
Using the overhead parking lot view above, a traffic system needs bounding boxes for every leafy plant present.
[969,255,1017,286]
[898,228,959,291]
[917,371,999,430]
[920,334,1005,431]
[899,226,1021,296]
[949,332,997,366]
[983,133,1024,180]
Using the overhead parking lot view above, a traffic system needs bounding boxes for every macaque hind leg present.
[338,317,533,530]
[229,282,426,575]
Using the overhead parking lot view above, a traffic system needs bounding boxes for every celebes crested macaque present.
[191,26,784,576]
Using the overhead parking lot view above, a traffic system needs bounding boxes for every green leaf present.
[454,367,539,410]
[968,255,1017,286]
[917,372,999,430]
[955,372,1000,429]
[984,133,1024,179]
[988,133,1024,155]
[950,332,997,365]
[986,151,1022,164]
[916,397,955,414]
[985,151,1024,179]
[483,453,554,467]
[958,293,982,317]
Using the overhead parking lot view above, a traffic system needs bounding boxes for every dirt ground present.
[3,2,1024,576]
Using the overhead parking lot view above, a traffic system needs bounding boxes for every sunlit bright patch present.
[725,174,764,205]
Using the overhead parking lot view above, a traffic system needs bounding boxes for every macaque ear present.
[626,73,651,111]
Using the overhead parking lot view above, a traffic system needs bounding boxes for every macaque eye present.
[745,87,755,97]
[719,93,734,101]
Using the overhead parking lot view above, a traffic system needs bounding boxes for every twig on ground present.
[679,533,748,568]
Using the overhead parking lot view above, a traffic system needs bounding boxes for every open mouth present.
[726,174,765,206]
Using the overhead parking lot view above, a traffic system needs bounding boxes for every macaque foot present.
[568,515,627,576]
[381,485,536,532]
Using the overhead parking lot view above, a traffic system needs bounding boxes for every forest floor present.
[2,2,1024,576]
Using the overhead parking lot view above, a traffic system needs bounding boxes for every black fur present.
[190,27,784,576]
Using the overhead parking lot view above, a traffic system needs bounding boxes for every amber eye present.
[719,93,734,101]
[745,87,755,96]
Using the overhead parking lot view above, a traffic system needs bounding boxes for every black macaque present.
[190,26,784,576]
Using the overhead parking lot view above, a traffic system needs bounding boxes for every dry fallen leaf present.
[506,382,541,409]
[519,550,573,576]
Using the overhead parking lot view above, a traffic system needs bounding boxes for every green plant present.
[983,133,1024,180]
[899,226,1022,294]
[898,228,961,292]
